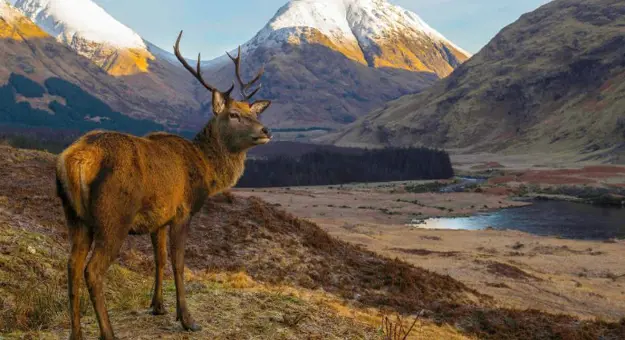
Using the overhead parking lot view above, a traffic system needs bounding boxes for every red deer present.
[56,31,271,340]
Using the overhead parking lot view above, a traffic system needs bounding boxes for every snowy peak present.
[12,0,158,76]
[243,0,470,76]
[14,0,145,49]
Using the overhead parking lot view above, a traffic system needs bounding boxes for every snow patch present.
[0,1,21,22]
[13,0,146,49]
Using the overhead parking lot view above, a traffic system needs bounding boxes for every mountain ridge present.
[6,0,471,138]
[232,0,470,76]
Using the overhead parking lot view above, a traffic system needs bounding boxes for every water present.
[415,201,625,240]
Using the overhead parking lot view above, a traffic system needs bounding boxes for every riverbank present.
[453,156,625,207]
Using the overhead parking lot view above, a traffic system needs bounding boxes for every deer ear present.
[249,100,271,115]
[212,91,228,115]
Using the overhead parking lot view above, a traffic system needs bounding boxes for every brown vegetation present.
[1,145,625,339]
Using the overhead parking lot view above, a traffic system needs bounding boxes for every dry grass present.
[0,280,68,332]
[1,145,625,339]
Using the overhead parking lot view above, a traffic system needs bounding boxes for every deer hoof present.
[151,305,167,315]
[68,332,83,340]
[183,321,202,332]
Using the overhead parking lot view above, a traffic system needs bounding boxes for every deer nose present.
[262,127,272,138]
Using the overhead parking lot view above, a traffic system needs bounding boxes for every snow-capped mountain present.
[4,0,472,139]
[13,0,144,49]
[8,0,206,130]
[12,0,184,76]
[200,0,470,136]
[230,0,471,77]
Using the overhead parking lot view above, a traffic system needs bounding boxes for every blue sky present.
[94,0,549,59]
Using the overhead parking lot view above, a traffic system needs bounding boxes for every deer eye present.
[229,113,241,121]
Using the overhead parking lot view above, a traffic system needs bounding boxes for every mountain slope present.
[7,0,470,137]
[328,0,625,162]
[200,0,469,133]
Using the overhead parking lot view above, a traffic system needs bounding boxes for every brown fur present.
[57,34,272,340]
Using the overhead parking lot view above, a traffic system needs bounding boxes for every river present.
[416,201,625,240]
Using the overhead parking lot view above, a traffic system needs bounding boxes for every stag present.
[56,31,271,340]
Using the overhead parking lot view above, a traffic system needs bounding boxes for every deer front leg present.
[169,218,201,332]
[150,227,168,315]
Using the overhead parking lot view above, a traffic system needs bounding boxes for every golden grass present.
[104,48,155,76]
[0,15,49,40]
[295,27,367,65]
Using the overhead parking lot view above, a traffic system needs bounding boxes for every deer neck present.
[192,121,247,193]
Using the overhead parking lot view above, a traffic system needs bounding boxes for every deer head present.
[174,31,272,152]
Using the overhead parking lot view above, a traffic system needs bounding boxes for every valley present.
[0,0,624,338]
[234,161,625,320]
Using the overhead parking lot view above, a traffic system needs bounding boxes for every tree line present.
[237,147,454,187]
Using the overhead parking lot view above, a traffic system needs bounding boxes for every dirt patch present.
[531,245,605,256]
[488,175,518,185]
[390,248,460,257]
[582,166,625,174]
[478,260,542,281]
[486,166,625,187]
[480,187,517,195]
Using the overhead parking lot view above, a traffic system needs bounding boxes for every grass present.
[0,226,385,339]
[0,280,68,332]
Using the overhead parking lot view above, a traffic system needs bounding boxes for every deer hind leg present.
[84,224,129,340]
[150,226,168,315]
[67,219,93,340]
[169,218,201,332]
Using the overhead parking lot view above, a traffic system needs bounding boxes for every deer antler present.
[174,30,233,96]
[226,46,265,101]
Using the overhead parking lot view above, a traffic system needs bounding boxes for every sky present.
[67,0,550,60]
